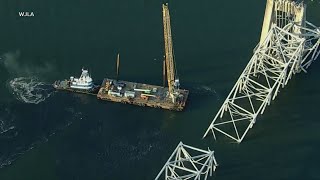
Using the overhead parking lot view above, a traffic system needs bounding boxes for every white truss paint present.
[203,21,320,143]
[155,142,218,180]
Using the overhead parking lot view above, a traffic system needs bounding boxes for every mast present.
[116,53,120,80]
[162,3,176,97]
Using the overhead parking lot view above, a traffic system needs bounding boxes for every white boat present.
[69,69,94,90]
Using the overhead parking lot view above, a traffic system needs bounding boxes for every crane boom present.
[162,3,176,95]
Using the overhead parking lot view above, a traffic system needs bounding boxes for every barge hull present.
[97,79,189,111]
[54,80,100,95]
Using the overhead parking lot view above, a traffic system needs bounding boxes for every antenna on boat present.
[116,53,120,80]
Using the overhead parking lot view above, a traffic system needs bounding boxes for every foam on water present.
[0,107,16,136]
[191,85,220,100]
[194,85,216,95]
[9,77,54,104]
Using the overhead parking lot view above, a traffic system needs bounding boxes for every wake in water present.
[0,50,56,104]
[0,107,16,136]
[9,77,54,104]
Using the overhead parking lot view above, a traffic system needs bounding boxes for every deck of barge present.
[97,78,189,111]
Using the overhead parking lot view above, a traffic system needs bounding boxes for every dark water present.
[0,0,320,179]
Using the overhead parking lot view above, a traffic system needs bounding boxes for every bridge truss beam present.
[203,21,320,143]
[155,142,218,180]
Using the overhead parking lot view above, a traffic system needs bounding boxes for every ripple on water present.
[0,105,83,169]
[98,129,168,174]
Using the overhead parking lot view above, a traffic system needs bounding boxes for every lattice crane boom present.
[162,3,176,96]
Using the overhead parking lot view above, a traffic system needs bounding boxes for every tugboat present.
[53,69,100,95]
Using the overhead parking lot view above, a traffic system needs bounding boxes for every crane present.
[162,3,180,103]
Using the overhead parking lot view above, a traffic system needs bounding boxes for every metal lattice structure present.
[203,0,320,143]
[155,142,218,180]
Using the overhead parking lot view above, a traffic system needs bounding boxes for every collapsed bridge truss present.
[155,142,218,180]
[203,1,320,143]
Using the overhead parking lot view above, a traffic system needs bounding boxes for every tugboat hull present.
[53,80,100,95]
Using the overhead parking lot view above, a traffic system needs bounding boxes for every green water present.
[0,0,320,179]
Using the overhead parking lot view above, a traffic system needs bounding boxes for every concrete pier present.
[260,0,306,43]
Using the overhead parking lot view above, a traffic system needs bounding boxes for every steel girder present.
[155,142,218,180]
[203,22,320,143]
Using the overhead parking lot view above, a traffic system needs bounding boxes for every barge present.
[97,79,189,111]
[97,4,189,111]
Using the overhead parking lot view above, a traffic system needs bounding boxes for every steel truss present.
[203,21,320,143]
[155,142,218,180]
